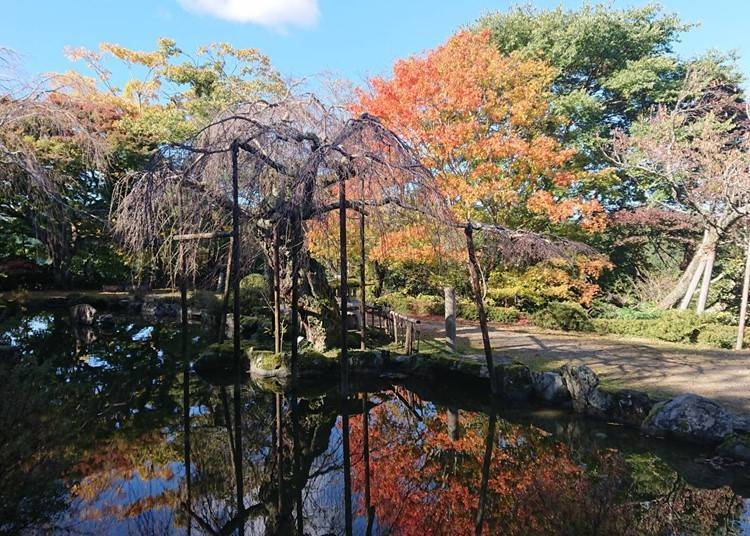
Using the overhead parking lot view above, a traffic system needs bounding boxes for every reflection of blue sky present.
[2,314,52,346]
[132,326,154,342]
[741,500,750,532]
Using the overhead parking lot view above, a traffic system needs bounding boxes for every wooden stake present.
[737,232,750,350]
[338,169,349,394]
[359,172,367,350]
[230,142,244,517]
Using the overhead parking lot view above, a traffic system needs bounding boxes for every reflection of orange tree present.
[348,395,743,535]
[67,431,180,523]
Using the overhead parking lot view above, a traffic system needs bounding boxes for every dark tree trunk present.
[464,224,497,393]
[475,405,497,535]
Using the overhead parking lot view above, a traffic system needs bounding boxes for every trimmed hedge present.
[593,312,748,348]
[531,301,592,332]
[374,292,443,316]
[486,305,522,324]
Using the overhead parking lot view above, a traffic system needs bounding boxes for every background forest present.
[2,3,750,349]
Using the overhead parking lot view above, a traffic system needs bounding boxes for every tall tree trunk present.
[679,255,706,310]
[659,229,717,309]
[696,245,717,314]
[465,224,497,393]
[737,233,750,350]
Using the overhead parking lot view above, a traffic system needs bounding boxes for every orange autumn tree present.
[356,29,605,232]
[356,30,605,383]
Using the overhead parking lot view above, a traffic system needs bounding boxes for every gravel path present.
[417,316,750,414]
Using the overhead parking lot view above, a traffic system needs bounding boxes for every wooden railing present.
[365,304,421,355]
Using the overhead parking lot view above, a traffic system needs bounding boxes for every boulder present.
[249,350,290,378]
[559,364,612,416]
[531,371,570,403]
[141,299,180,319]
[642,394,734,444]
[70,303,96,325]
[495,362,533,401]
[609,390,655,427]
[348,349,384,373]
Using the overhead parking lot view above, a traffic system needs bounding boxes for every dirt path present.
[417,316,750,414]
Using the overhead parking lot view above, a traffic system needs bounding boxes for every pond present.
[1,311,749,535]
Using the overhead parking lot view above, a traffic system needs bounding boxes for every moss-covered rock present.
[194,341,249,376]
[495,362,533,400]
[249,350,290,378]
[298,349,339,377]
[348,349,384,373]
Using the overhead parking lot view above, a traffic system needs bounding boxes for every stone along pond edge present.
[223,345,750,464]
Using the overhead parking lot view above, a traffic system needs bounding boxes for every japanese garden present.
[1,2,750,534]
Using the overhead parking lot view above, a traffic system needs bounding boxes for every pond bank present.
[239,344,750,465]
[414,315,750,414]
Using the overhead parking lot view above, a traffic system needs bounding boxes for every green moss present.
[250,350,288,371]
[624,453,679,499]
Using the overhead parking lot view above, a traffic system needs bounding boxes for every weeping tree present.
[112,92,429,359]
[0,63,114,286]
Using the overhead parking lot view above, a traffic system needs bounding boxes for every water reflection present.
[1,312,749,535]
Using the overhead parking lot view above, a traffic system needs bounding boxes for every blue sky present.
[2,0,749,89]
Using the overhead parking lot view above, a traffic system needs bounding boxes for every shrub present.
[531,301,592,332]
[486,306,522,324]
[653,310,709,343]
[696,325,738,349]
[457,298,478,320]
[189,289,223,315]
[373,292,443,316]
[239,273,268,310]
[592,318,654,338]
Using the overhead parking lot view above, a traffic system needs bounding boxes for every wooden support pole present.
[696,245,716,314]
[362,393,374,534]
[273,226,282,354]
[338,170,349,394]
[444,287,456,352]
[290,215,301,377]
[359,173,367,350]
[172,231,232,241]
[737,232,750,350]
[230,142,244,517]
[679,255,706,310]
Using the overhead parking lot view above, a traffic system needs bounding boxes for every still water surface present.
[1,312,749,535]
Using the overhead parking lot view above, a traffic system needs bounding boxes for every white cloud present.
[178,0,319,28]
